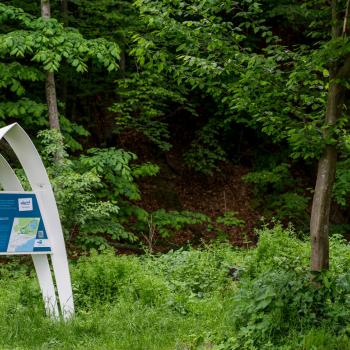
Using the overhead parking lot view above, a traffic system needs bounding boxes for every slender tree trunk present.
[309,0,350,272]
[310,55,350,273]
[310,0,350,271]
[60,0,68,119]
[310,87,339,271]
[61,0,68,27]
[310,60,350,271]
[41,0,61,132]
[41,0,50,18]
[46,72,61,131]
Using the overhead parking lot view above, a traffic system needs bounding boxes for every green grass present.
[1,226,350,349]
[0,245,241,350]
[0,302,224,349]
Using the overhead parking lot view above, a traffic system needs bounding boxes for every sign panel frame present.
[0,123,74,320]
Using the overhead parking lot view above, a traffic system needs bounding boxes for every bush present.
[37,129,161,248]
[222,225,350,349]
[243,164,310,230]
[243,224,310,277]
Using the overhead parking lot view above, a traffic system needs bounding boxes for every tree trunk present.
[310,146,337,271]
[41,0,51,18]
[46,72,61,131]
[309,0,350,272]
[310,58,350,271]
[311,79,340,271]
[61,0,68,27]
[60,0,68,119]
[41,0,61,132]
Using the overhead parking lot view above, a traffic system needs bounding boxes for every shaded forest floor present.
[139,163,260,250]
[121,133,260,252]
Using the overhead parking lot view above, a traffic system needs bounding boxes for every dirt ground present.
[130,136,260,252]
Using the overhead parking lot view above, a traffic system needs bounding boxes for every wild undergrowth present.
[1,225,350,349]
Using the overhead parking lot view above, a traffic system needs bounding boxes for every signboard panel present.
[0,123,74,319]
[0,192,51,254]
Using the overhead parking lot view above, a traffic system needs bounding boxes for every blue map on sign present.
[0,193,51,253]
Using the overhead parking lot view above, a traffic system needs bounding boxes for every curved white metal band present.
[0,154,23,190]
[0,154,59,318]
[0,123,74,319]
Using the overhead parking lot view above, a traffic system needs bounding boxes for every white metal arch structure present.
[0,123,74,320]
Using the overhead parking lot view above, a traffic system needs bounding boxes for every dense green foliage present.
[1,0,350,236]
[1,227,350,349]
[36,129,243,250]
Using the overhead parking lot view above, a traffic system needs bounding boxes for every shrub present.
[223,225,350,349]
[243,224,309,277]
[243,164,310,230]
[38,129,160,248]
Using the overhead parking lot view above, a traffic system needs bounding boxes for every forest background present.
[1,0,350,258]
[3,1,350,349]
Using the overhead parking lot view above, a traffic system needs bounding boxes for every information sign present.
[0,123,74,320]
[0,193,51,254]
